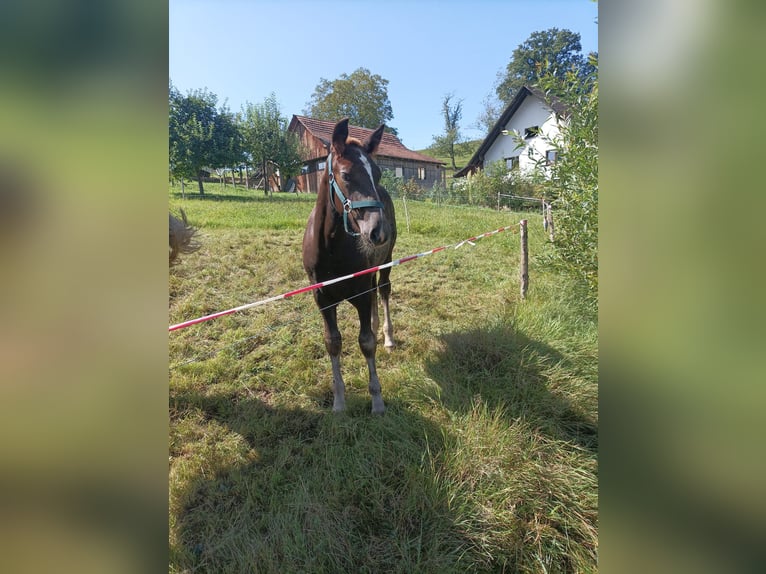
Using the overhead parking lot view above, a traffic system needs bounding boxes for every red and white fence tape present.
[169,224,518,332]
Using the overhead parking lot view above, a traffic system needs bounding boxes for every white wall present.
[483,95,561,177]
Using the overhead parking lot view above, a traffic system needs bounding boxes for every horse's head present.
[328,118,390,247]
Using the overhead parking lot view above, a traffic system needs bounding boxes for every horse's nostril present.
[370,225,385,245]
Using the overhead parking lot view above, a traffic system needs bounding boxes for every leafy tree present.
[496,28,591,105]
[169,84,241,194]
[430,93,465,170]
[240,93,303,195]
[538,54,598,310]
[212,106,245,182]
[304,67,397,135]
[475,92,504,136]
[580,50,599,87]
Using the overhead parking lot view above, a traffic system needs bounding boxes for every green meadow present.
[169,184,597,573]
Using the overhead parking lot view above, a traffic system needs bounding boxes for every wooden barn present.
[288,115,445,193]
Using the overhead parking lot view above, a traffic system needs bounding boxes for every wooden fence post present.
[520,219,528,299]
[545,204,554,241]
[402,195,410,233]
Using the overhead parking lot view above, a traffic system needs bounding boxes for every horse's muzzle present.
[358,210,389,246]
[368,222,387,246]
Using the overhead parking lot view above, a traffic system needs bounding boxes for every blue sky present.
[169,0,598,151]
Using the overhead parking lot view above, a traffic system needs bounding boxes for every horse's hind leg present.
[320,305,346,413]
[356,293,385,414]
[378,267,395,350]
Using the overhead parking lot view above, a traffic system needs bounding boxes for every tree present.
[430,93,464,170]
[169,84,241,194]
[240,93,303,195]
[213,105,246,186]
[475,92,504,136]
[538,54,598,310]
[304,67,397,135]
[496,28,591,105]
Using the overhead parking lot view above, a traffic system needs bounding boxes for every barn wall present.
[295,171,321,194]
[294,156,444,193]
[377,157,445,190]
[289,118,445,192]
[294,123,329,161]
[294,157,325,194]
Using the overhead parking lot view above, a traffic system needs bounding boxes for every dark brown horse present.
[302,119,397,414]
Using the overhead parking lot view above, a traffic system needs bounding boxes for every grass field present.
[169,184,597,573]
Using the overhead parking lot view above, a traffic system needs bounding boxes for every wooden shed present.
[288,115,446,193]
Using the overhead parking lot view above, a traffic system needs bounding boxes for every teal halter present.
[327,153,384,237]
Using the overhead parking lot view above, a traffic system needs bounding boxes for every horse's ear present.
[366,124,385,155]
[332,118,350,155]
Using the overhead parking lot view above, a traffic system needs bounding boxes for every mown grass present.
[169,183,597,573]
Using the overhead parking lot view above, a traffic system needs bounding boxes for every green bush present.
[400,178,422,200]
[380,170,445,204]
[379,169,402,198]
[453,161,545,210]
[539,63,598,310]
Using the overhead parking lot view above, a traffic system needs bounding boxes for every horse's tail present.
[169,208,200,265]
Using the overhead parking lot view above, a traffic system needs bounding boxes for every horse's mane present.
[345,136,363,147]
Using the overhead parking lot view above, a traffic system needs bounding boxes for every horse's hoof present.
[371,398,385,415]
[332,401,346,414]
[384,342,395,352]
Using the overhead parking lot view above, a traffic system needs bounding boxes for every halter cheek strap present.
[327,153,384,237]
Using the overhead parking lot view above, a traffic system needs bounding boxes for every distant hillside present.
[417,139,482,179]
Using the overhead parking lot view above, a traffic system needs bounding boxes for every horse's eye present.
[341,172,351,182]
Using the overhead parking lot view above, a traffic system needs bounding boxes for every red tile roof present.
[290,115,445,165]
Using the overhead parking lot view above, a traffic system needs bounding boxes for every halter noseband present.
[327,153,384,237]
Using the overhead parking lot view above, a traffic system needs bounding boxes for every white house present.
[454,86,566,180]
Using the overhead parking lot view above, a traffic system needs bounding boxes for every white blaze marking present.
[358,150,376,191]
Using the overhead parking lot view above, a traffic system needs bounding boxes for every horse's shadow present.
[169,387,464,572]
[425,322,598,452]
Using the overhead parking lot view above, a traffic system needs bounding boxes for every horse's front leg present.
[357,293,385,414]
[378,267,395,350]
[320,304,345,413]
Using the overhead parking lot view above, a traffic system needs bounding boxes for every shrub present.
[379,169,402,198]
[456,161,544,210]
[400,178,422,200]
[538,61,598,310]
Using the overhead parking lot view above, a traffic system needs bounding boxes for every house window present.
[505,156,519,171]
[418,167,426,180]
[524,126,539,139]
[301,165,309,174]
[545,150,558,165]
[317,161,326,171]
[395,167,403,178]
